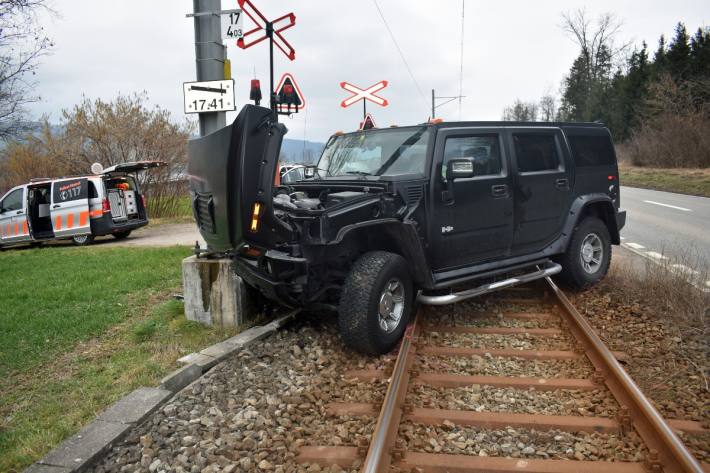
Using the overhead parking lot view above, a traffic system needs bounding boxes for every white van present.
[0,161,164,248]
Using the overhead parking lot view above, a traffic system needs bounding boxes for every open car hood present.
[187,104,290,252]
[102,161,166,174]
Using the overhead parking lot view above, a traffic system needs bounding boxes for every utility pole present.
[191,0,227,136]
[431,89,465,119]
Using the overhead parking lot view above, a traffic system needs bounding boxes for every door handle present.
[16,210,22,215]
[491,184,509,198]
[52,204,61,209]
[555,178,569,190]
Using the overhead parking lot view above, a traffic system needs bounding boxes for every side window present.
[514,134,560,173]
[442,134,502,178]
[1,189,24,212]
[568,134,615,167]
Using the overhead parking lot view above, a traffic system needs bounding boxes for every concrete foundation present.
[181,255,257,328]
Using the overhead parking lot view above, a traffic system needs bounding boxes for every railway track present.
[297,277,708,473]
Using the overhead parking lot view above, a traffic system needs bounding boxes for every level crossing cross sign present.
[236,0,296,61]
[340,80,389,108]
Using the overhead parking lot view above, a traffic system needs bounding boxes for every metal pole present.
[192,0,227,136]
[431,89,435,119]
[267,21,275,113]
[363,99,366,121]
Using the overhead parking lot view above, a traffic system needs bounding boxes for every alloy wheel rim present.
[74,235,88,243]
[580,233,603,274]
[378,278,405,333]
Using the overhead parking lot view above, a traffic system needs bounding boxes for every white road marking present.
[625,242,645,250]
[645,251,668,260]
[643,200,691,212]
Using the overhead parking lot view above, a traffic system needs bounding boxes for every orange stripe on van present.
[14,223,19,236]
[79,211,89,226]
[67,213,74,229]
[22,221,28,234]
[89,209,103,218]
[55,215,62,230]
[5,224,10,236]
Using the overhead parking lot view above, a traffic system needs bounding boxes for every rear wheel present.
[558,217,611,290]
[72,234,95,246]
[338,251,413,355]
[112,230,131,240]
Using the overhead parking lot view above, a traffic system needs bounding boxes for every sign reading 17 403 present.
[221,10,243,40]
[182,80,237,114]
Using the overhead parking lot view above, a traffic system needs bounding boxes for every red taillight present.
[608,175,616,181]
[141,195,146,208]
[102,198,111,212]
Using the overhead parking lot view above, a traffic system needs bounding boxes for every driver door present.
[0,186,31,244]
[429,128,514,271]
[50,178,92,238]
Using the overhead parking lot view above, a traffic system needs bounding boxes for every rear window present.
[567,134,616,167]
[513,134,560,173]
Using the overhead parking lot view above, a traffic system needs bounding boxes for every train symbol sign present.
[275,73,305,113]
[183,79,236,114]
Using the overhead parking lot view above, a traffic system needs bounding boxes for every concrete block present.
[97,387,172,424]
[38,420,130,470]
[182,255,258,328]
[177,352,218,370]
[23,464,72,473]
[200,340,240,362]
[160,363,202,392]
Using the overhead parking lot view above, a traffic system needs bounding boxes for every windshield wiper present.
[344,171,373,177]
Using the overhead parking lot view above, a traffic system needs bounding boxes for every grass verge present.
[619,163,710,197]
[0,246,236,472]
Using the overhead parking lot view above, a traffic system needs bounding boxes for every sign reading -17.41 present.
[182,79,237,114]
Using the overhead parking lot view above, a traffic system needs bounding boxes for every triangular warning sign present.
[275,73,305,113]
[359,113,377,130]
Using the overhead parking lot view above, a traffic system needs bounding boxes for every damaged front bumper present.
[234,250,309,308]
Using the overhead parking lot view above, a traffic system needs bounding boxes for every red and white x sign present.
[237,0,296,60]
[340,80,389,108]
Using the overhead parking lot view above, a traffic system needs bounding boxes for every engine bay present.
[273,189,368,212]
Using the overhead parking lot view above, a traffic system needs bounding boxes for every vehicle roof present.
[334,121,608,139]
[434,120,607,129]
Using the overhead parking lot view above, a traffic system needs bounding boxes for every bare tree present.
[539,94,558,121]
[0,0,54,141]
[560,9,629,83]
[502,99,538,121]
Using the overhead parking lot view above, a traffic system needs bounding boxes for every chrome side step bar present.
[417,262,562,306]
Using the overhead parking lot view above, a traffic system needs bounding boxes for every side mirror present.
[446,158,476,181]
[304,166,316,179]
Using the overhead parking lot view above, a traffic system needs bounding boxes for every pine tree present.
[652,35,668,77]
[690,27,710,77]
[666,22,691,80]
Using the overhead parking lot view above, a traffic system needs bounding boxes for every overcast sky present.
[28,0,708,143]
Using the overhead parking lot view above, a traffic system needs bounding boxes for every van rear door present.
[0,185,31,244]
[50,178,92,237]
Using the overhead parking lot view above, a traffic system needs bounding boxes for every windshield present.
[318,127,431,178]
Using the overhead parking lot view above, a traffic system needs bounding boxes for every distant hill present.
[279,138,325,164]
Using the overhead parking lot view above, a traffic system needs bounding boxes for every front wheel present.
[72,234,95,246]
[338,251,413,355]
[558,217,611,290]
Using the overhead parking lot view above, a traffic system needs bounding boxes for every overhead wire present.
[371,0,429,110]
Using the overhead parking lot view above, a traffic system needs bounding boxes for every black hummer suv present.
[188,105,626,354]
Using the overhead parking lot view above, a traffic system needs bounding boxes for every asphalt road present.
[620,186,710,279]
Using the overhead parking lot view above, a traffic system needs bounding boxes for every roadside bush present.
[622,75,710,168]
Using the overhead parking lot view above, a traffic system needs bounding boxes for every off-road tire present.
[338,251,413,355]
[558,217,611,290]
[112,230,132,240]
[71,234,95,246]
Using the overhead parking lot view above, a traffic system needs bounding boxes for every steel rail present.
[545,277,702,473]
[360,315,418,473]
